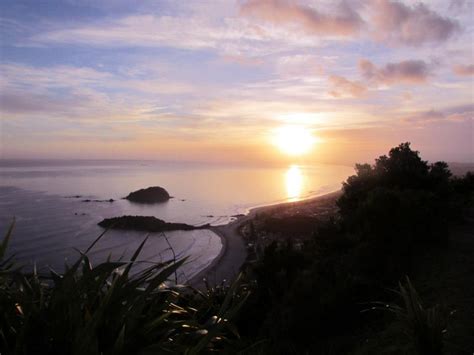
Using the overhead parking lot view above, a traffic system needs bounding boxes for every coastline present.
[188,189,342,288]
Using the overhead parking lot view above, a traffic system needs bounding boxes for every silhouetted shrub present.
[338,143,457,246]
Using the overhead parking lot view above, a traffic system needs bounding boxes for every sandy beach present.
[188,190,342,288]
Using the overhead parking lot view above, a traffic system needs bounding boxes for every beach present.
[188,190,342,288]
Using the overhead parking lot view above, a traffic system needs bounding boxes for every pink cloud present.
[453,64,474,76]
[328,75,367,98]
[371,0,459,46]
[240,0,363,36]
[359,59,430,85]
[401,92,412,101]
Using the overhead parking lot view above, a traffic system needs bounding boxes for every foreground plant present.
[371,277,450,355]
[0,225,249,354]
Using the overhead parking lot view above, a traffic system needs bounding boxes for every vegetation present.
[0,229,249,354]
[98,215,209,232]
[379,277,449,355]
[0,143,472,354]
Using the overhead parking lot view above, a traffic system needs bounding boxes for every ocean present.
[0,160,354,281]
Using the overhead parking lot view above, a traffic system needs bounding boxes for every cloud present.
[328,75,367,98]
[0,63,157,121]
[275,54,326,78]
[453,64,474,76]
[0,63,121,117]
[0,91,79,114]
[28,13,323,58]
[31,15,217,50]
[221,54,264,66]
[239,1,459,46]
[371,0,460,46]
[240,0,363,37]
[21,1,463,62]
[449,0,471,12]
[0,62,195,100]
[443,104,474,121]
[0,63,112,92]
[405,109,445,123]
[401,92,412,101]
[359,59,430,85]
[404,103,474,123]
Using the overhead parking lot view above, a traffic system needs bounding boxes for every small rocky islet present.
[125,186,171,204]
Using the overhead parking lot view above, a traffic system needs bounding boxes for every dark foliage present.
[258,215,320,236]
[98,215,209,232]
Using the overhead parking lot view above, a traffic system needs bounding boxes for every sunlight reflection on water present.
[285,165,303,201]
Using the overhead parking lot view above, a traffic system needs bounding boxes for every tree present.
[338,142,450,220]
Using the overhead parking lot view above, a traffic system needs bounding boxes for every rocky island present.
[98,215,209,232]
[125,186,171,203]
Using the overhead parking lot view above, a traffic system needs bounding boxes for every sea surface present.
[0,160,354,281]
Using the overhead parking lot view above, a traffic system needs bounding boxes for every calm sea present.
[0,160,354,281]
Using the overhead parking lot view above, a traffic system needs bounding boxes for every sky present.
[0,0,472,165]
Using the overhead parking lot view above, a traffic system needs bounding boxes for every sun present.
[273,125,315,156]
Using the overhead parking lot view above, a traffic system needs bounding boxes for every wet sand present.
[188,190,341,288]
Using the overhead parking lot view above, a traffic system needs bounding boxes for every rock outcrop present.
[125,186,170,204]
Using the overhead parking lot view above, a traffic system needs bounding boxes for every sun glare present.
[274,126,315,156]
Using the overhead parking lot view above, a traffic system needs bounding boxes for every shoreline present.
[188,189,342,288]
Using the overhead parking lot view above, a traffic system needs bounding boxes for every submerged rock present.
[81,198,114,203]
[98,215,209,232]
[125,186,170,204]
